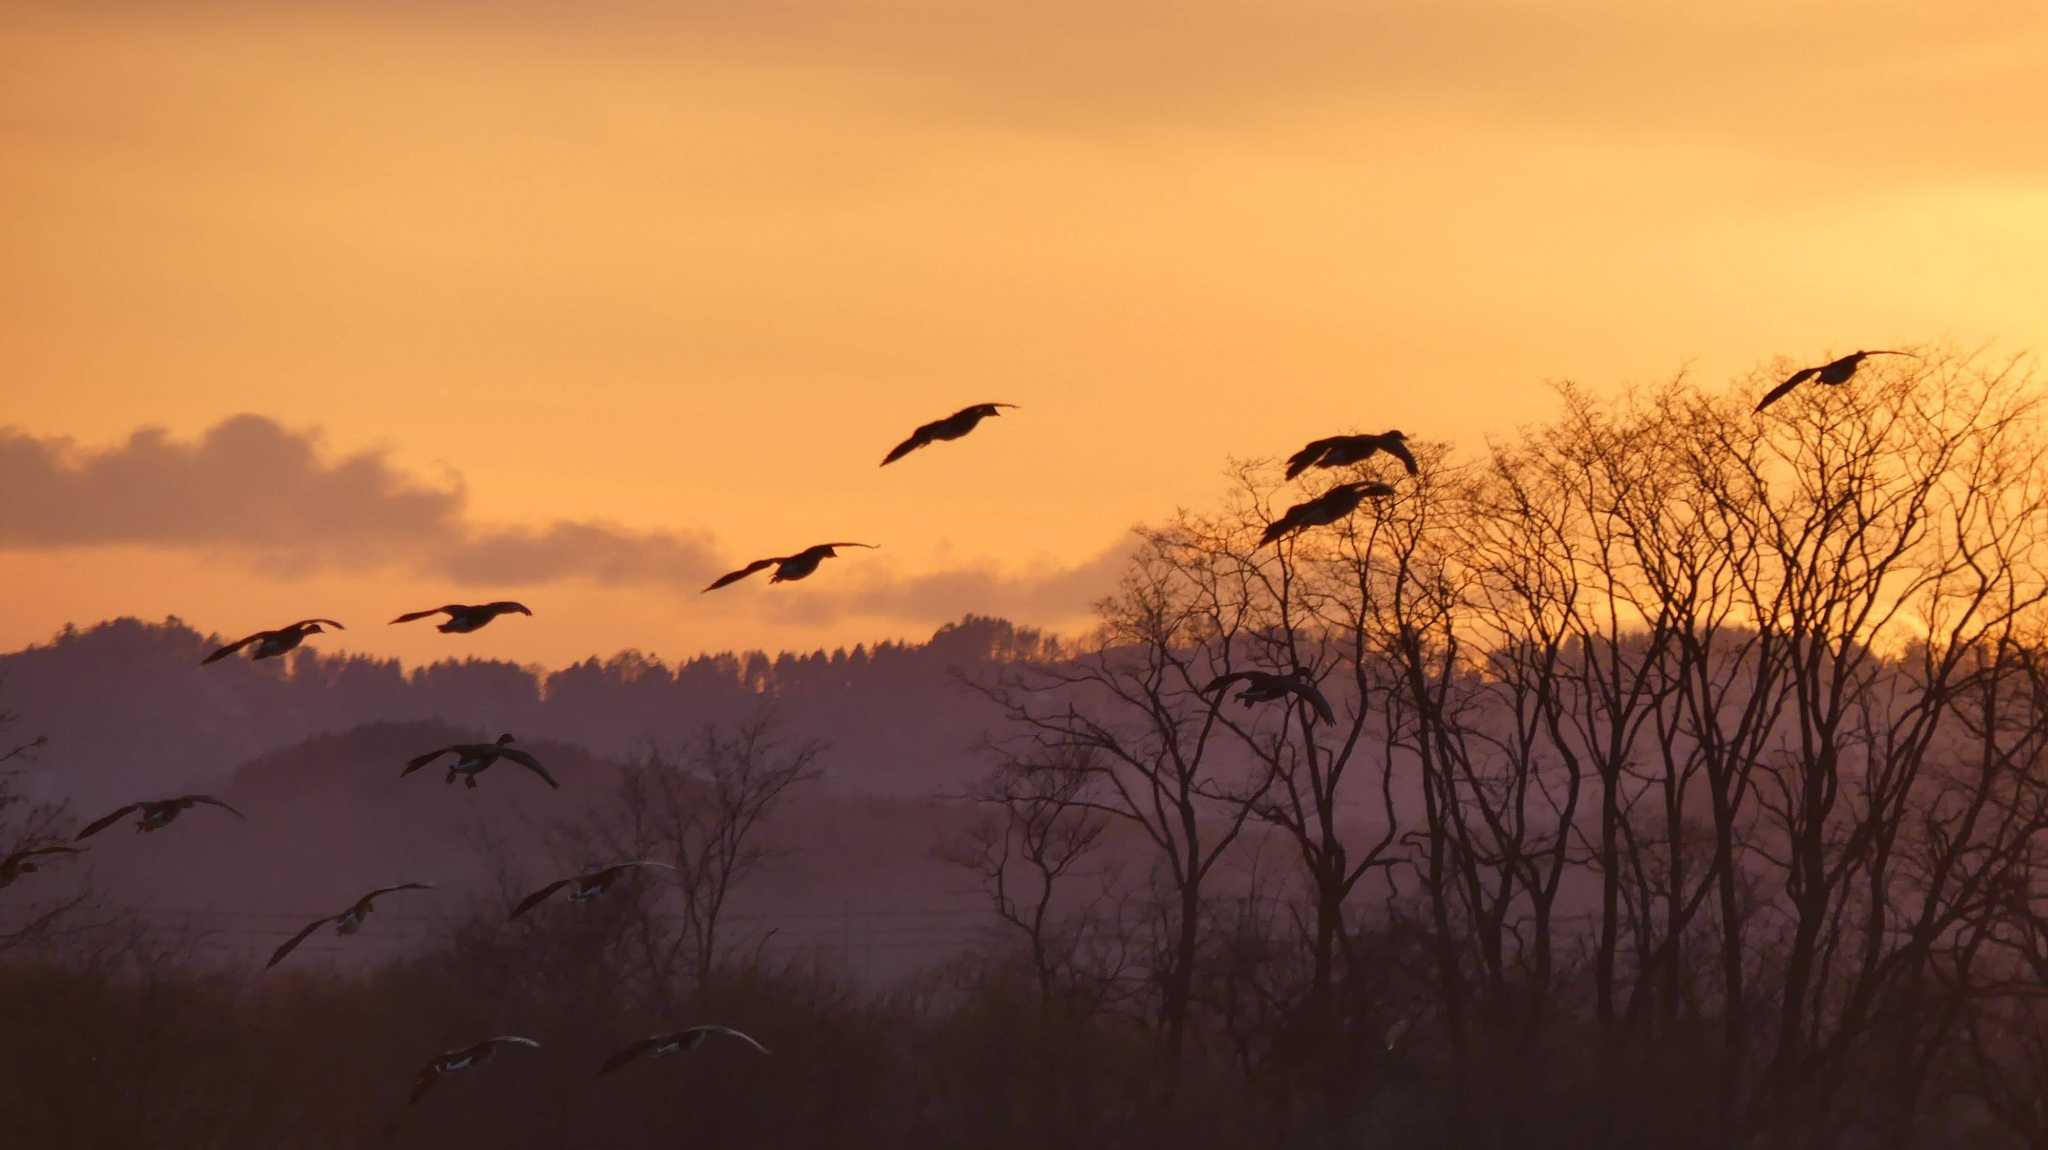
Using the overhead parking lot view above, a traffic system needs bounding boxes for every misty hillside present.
[2,613,1054,811]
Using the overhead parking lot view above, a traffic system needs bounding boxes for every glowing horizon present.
[6,0,2046,667]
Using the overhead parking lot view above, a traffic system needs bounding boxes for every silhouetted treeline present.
[2,613,1057,809]
[7,354,2048,1147]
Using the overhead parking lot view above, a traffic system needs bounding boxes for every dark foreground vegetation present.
[6,351,2048,1148]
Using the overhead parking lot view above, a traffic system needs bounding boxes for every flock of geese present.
[0,353,1894,1114]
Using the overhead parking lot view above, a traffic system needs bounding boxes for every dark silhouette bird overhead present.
[200,619,343,665]
[881,403,1017,466]
[703,543,878,591]
[1754,350,1912,413]
[1202,667,1337,725]
[76,795,245,840]
[509,861,676,920]
[409,1036,541,1105]
[598,1025,771,1075]
[390,602,532,633]
[1259,481,1396,547]
[1283,430,1417,480]
[267,883,434,969]
[401,734,559,790]
[0,844,83,888]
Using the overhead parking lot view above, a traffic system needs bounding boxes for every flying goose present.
[703,543,878,591]
[1283,430,1418,480]
[1754,350,1912,413]
[0,844,83,888]
[1201,668,1337,724]
[267,882,434,969]
[1259,481,1396,547]
[389,602,533,633]
[401,734,559,790]
[881,403,1017,466]
[509,860,676,919]
[76,794,245,840]
[408,1036,541,1105]
[598,1025,771,1075]
[201,619,344,665]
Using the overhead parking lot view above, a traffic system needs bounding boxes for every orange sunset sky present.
[4,0,2046,668]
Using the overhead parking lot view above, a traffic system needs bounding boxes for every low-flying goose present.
[509,860,676,919]
[76,795,245,840]
[598,1025,771,1075]
[389,602,532,633]
[1259,481,1396,547]
[408,1036,541,1105]
[1754,350,1912,413]
[267,882,434,969]
[1283,430,1418,480]
[402,734,559,790]
[201,619,344,665]
[0,844,83,888]
[1201,668,1337,724]
[880,403,1017,466]
[703,543,878,591]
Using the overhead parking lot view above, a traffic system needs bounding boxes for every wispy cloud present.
[0,415,721,588]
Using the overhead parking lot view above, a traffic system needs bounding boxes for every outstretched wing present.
[509,878,574,920]
[182,795,246,820]
[498,748,560,789]
[267,914,336,969]
[75,804,141,840]
[1381,437,1420,476]
[288,618,346,631]
[1755,367,1817,413]
[598,860,677,881]
[1283,437,1342,480]
[389,607,456,624]
[1289,681,1338,725]
[9,845,84,864]
[407,1067,442,1106]
[201,632,263,665]
[402,747,456,776]
[881,421,941,466]
[597,1036,665,1076]
[1200,672,1254,696]
[691,1024,772,1055]
[362,882,434,903]
[704,558,779,592]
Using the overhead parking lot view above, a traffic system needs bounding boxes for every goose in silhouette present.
[598,1025,771,1075]
[389,602,532,633]
[409,1036,541,1105]
[1259,481,1396,547]
[509,861,676,919]
[881,403,1017,466]
[1283,430,1418,480]
[1202,668,1337,724]
[401,734,559,790]
[267,883,435,969]
[1754,350,1912,413]
[76,794,245,840]
[200,619,344,665]
[703,543,878,591]
[0,845,83,888]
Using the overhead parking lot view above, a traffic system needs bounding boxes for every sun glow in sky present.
[4,0,2046,666]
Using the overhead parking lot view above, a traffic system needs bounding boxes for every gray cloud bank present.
[0,415,720,588]
[0,415,1128,625]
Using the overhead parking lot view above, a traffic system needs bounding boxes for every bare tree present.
[973,540,1278,1093]
[589,709,823,996]
[948,743,1119,1017]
